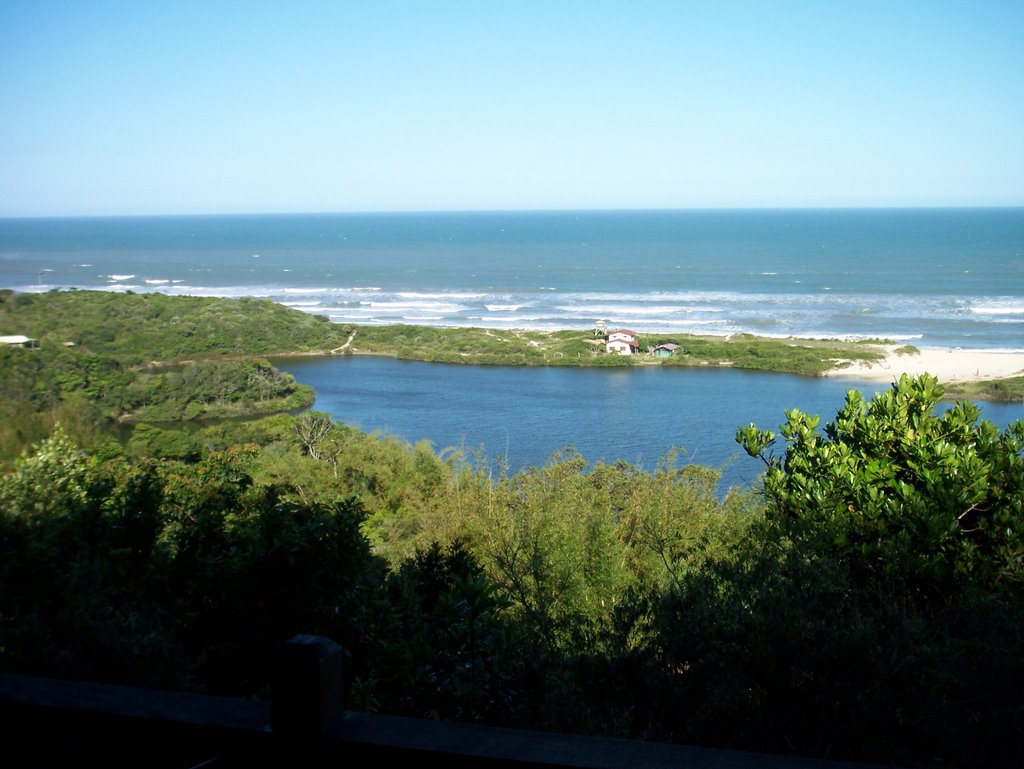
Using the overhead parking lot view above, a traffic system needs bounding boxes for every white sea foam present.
[282,301,322,307]
[340,307,395,315]
[144,279,169,285]
[556,304,699,316]
[397,291,486,300]
[178,286,287,300]
[570,290,774,305]
[485,304,528,312]
[108,274,135,281]
[368,301,466,312]
[468,318,566,331]
[310,305,362,314]
[839,333,924,342]
[613,317,729,327]
[970,305,1024,315]
[331,316,392,326]
[272,286,385,299]
[551,312,731,330]
[468,315,546,323]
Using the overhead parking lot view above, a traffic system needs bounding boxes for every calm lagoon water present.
[274,356,1024,492]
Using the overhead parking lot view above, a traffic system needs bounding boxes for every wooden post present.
[272,634,344,743]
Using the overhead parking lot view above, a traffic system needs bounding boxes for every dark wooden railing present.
[0,635,891,769]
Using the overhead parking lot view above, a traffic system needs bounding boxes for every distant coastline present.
[4,287,1022,401]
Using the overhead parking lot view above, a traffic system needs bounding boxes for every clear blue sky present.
[2,1,1022,215]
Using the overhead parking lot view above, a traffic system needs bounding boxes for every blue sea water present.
[2,208,1023,347]
[2,209,1022,486]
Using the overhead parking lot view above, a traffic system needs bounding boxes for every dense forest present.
[1,289,1022,768]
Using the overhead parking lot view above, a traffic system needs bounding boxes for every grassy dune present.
[5,290,1019,400]
[350,323,888,375]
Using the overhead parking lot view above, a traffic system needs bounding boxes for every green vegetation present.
[2,287,1024,765]
[0,288,349,362]
[352,324,628,366]
[0,288,900,464]
[1,375,1021,768]
[352,324,888,374]
[0,289,329,463]
[0,434,374,693]
[123,358,313,422]
[945,375,1024,403]
[724,374,1024,766]
[656,332,885,375]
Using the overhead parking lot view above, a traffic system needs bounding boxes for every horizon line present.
[3,204,1024,220]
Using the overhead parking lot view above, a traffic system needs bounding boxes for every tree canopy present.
[1,287,1022,768]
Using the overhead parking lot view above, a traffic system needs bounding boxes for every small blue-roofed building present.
[653,343,678,358]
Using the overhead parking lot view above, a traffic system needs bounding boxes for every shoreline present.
[826,345,1024,384]
[335,321,1024,393]
[6,286,1022,389]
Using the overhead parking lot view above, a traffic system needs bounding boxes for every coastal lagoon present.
[273,355,1024,492]
[4,208,1022,488]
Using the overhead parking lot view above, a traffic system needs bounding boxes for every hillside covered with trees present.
[0,289,340,461]
[1,288,1022,768]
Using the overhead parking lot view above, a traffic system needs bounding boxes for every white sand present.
[827,346,1024,384]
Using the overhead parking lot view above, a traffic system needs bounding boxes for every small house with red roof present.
[605,329,640,355]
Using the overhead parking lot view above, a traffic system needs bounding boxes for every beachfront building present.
[0,335,39,349]
[605,329,640,355]
[653,343,678,358]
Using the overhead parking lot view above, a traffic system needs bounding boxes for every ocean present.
[2,209,1022,487]
[2,208,1023,348]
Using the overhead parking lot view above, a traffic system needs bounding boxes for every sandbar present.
[827,346,1024,384]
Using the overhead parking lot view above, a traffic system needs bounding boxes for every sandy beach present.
[828,346,1024,384]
